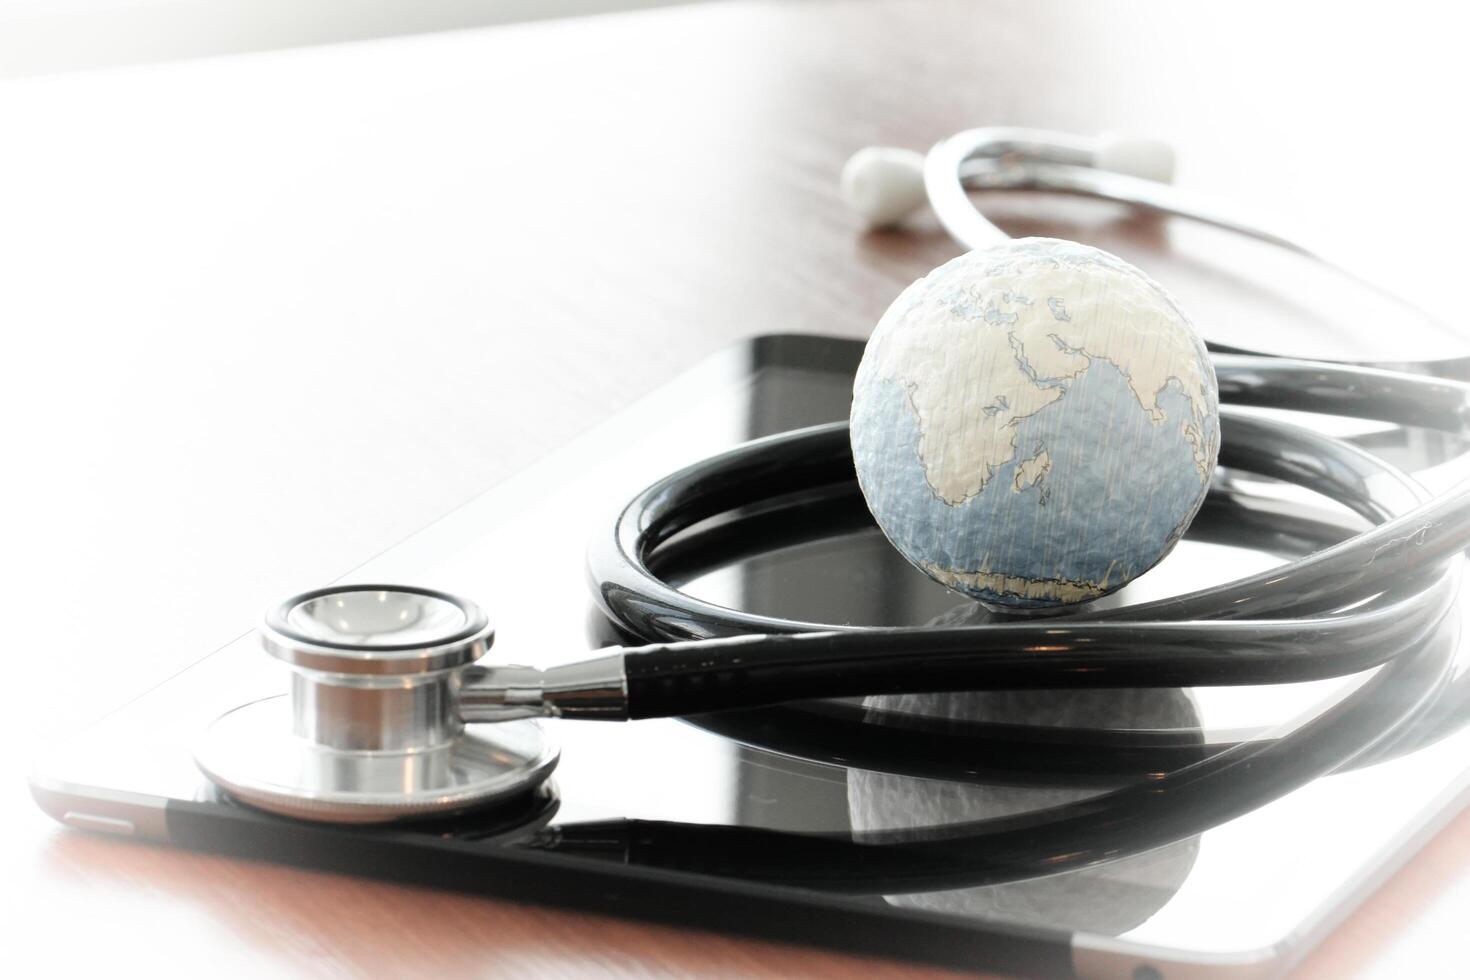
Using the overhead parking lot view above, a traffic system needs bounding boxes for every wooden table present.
[3,1,1468,975]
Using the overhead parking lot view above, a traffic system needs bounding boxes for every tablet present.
[32,334,1470,979]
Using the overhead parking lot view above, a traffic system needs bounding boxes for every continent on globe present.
[850,238,1220,609]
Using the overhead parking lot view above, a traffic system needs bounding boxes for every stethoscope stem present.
[459,654,628,722]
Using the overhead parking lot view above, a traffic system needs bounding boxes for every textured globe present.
[850,237,1219,609]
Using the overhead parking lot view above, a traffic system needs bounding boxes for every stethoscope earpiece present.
[840,129,1178,231]
[840,145,927,228]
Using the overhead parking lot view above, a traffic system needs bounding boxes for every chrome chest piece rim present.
[195,585,559,824]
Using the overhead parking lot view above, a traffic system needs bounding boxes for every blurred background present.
[0,0,701,76]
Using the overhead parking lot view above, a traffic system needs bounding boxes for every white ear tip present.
[841,146,928,227]
[1095,135,1177,185]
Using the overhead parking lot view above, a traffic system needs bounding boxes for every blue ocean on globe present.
[852,359,1211,608]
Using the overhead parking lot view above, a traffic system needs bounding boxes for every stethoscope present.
[196,129,1470,887]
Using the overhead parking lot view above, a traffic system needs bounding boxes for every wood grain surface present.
[3,1,1468,976]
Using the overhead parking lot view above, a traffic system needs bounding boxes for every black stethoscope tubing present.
[586,356,1470,731]
[536,614,1461,894]
[552,352,1470,890]
[594,410,1464,713]
[593,355,1467,642]
[637,473,1465,784]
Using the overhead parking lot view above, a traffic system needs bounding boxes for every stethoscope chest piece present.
[194,585,560,824]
